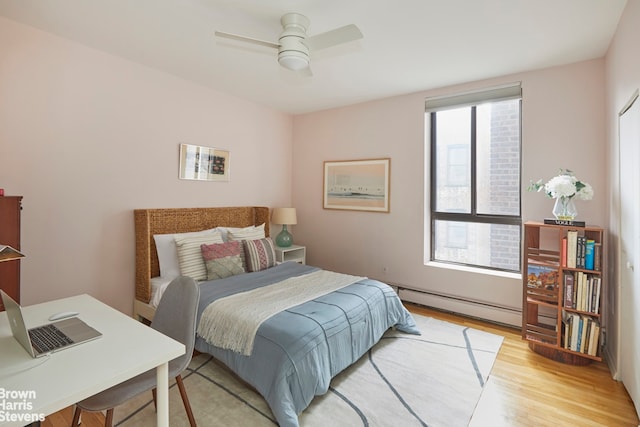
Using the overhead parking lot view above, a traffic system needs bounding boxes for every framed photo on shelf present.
[179,143,230,181]
[323,158,390,212]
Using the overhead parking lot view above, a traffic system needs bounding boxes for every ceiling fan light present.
[278,52,309,71]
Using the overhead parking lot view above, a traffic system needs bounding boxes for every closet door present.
[618,90,640,417]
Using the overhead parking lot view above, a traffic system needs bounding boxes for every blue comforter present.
[194,262,420,427]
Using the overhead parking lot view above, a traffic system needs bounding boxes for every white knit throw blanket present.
[197,270,366,356]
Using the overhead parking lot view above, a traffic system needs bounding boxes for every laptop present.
[1,290,102,358]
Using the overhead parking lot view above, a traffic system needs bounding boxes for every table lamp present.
[0,245,24,262]
[271,208,297,247]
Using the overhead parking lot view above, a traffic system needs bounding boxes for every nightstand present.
[274,244,306,265]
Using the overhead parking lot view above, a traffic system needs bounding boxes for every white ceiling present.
[0,0,628,114]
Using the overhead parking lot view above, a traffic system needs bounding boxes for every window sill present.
[425,260,521,280]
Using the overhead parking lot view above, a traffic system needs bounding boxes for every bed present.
[134,206,419,427]
[133,206,271,322]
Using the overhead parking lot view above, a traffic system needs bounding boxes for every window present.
[447,145,469,187]
[426,84,522,272]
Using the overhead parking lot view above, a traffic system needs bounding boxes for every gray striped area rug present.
[113,314,503,427]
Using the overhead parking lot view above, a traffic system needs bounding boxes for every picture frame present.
[323,158,390,212]
[179,143,230,181]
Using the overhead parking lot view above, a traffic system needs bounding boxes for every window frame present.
[427,85,523,273]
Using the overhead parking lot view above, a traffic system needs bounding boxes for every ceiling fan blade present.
[214,31,279,50]
[305,24,363,51]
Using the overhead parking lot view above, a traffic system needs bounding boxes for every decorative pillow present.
[228,223,266,242]
[174,231,224,281]
[243,237,276,272]
[201,241,245,280]
[153,228,219,279]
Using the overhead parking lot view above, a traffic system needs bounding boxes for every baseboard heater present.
[397,287,522,328]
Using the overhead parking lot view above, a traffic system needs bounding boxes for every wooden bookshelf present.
[0,196,22,311]
[522,221,604,365]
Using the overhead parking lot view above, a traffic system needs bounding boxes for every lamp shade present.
[272,208,297,247]
[271,208,297,225]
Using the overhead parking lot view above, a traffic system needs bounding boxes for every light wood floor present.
[408,304,639,427]
[44,303,639,427]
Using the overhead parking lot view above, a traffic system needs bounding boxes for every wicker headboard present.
[134,206,270,303]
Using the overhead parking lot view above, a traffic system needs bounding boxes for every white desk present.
[0,294,184,427]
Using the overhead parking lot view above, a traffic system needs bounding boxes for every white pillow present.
[153,228,218,279]
[149,276,174,308]
[175,231,224,281]
[227,223,266,241]
[218,225,256,242]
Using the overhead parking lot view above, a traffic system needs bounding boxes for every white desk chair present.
[72,277,200,427]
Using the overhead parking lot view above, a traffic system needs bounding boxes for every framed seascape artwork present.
[323,158,390,212]
[179,143,230,181]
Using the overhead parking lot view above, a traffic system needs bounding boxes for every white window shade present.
[425,83,522,112]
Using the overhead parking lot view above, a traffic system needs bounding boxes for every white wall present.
[0,17,293,314]
[604,0,640,412]
[292,59,607,325]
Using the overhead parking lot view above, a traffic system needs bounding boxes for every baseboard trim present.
[398,288,521,327]
[603,343,619,380]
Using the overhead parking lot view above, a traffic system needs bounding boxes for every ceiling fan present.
[214,12,363,74]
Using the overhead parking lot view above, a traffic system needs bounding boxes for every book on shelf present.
[563,273,575,309]
[588,322,601,356]
[544,218,586,227]
[582,274,592,312]
[567,230,578,269]
[561,237,567,268]
[587,276,594,312]
[562,312,572,349]
[585,239,595,270]
[576,271,584,311]
[589,278,596,313]
[576,236,586,269]
[526,264,558,302]
[582,273,589,311]
[593,242,602,271]
[593,277,602,314]
[580,315,590,353]
[570,313,581,351]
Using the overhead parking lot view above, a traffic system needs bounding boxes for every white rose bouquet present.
[528,169,593,200]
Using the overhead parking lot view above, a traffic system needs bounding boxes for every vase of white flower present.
[528,169,593,220]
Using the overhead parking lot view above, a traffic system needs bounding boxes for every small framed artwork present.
[179,144,230,181]
[323,158,390,212]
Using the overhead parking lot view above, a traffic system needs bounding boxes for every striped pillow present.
[175,231,224,280]
[243,237,276,272]
[153,228,219,279]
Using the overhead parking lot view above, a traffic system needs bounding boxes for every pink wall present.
[0,9,619,328]
[0,17,293,314]
[292,59,607,324]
